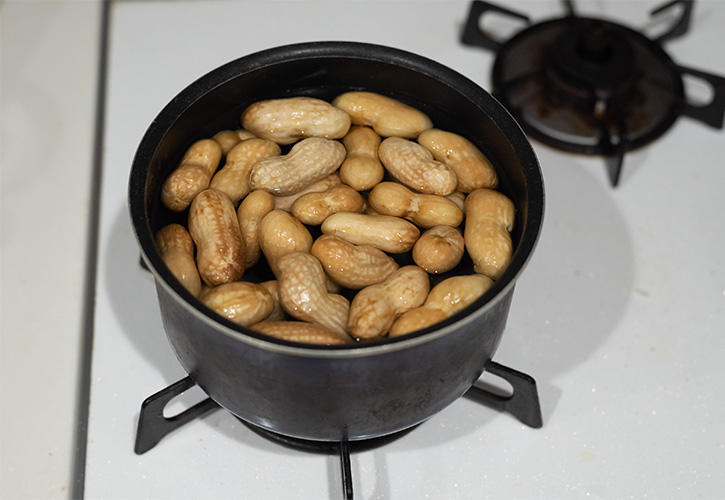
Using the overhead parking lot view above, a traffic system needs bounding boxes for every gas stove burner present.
[462,0,725,186]
[134,362,542,499]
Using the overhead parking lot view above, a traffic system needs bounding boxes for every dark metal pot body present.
[129,42,544,442]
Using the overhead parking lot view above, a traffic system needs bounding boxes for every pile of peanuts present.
[155,91,515,345]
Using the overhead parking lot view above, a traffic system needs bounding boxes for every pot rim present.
[129,40,544,359]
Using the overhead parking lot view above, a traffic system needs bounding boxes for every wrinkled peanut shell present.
[412,226,465,275]
[155,223,202,297]
[464,189,515,280]
[199,281,275,326]
[311,235,399,289]
[210,138,281,204]
[188,188,246,286]
[321,212,420,254]
[249,137,346,196]
[241,97,351,145]
[378,137,457,196]
[249,321,349,345]
[332,91,432,139]
[161,139,222,211]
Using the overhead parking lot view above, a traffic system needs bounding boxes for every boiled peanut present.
[418,129,498,192]
[188,189,246,286]
[390,274,494,336]
[310,235,399,289]
[209,138,281,204]
[249,137,345,196]
[199,282,275,327]
[447,192,466,214]
[412,226,465,275]
[241,97,351,145]
[332,91,432,139]
[212,129,256,154]
[258,210,313,277]
[249,321,349,345]
[155,223,202,297]
[291,184,364,225]
[367,182,463,229]
[464,188,515,280]
[259,280,287,321]
[378,137,457,196]
[276,252,351,338]
[273,173,342,212]
[362,199,380,215]
[321,212,420,253]
[339,126,384,190]
[161,139,222,211]
[237,190,276,268]
[347,265,430,339]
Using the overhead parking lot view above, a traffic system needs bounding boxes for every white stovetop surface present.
[3,1,724,499]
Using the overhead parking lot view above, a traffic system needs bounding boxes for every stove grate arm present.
[465,361,543,428]
[460,0,530,53]
[650,0,694,44]
[134,376,220,455]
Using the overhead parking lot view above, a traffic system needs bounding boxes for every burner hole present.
[477,11,527,45]
[683,73,715,107]
[477,371,514,398]
[162,384,209,419]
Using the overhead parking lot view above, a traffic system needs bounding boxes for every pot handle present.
[465,361,543,428]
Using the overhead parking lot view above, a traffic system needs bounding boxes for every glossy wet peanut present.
[258,210,313,277]
[446,192,466,214]
[155,223,202,297]
[347,265,430,339]
[339,126,384,190]
[321,212,420,253]
[241,97,351,145]
[332,91,432,139]
[188,189,246,286]
[249,137,345,196]
[249,321,349,345]
[291,184,364,225]
[237,190,276,268]
[418,129,498,192]
[260,280,286,321]
[390,274,494,336]
[378,137,457,196]
[212,129,256,154]
[310,235,399,289]
[209,138,281,204]
[412,225,465,275]
[199,281,275,327]
[367,182,463,229]
[161,139,222,211]
[464,188,515,280]
[273,173,342,212]
[276,252,351,338]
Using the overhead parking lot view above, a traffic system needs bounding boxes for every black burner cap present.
[491,16,684,156]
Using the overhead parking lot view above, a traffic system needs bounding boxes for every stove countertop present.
[85,1,725,498]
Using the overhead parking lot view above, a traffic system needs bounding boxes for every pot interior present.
[130,41,543,348]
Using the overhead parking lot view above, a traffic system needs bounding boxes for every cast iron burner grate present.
[462,0,725,186]
[134,361,542,500]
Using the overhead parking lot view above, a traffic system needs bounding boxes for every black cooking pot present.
[129,41,544,441]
